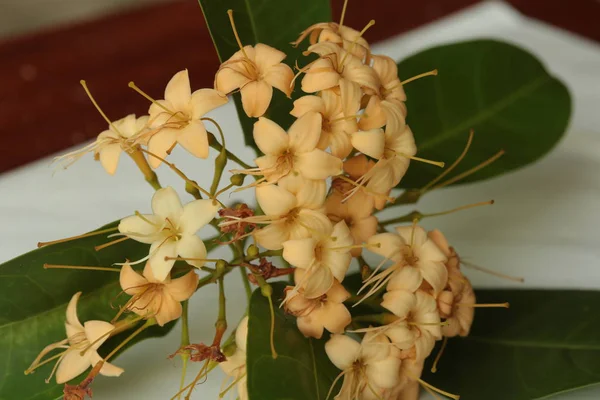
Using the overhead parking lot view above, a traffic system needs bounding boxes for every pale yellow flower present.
[220,317,249,400]
[94,114,148,175]
[251,184,331,250]
[301,42,378,117]
[326,332,402,400]
[147,69,228,168]
[282,220,353,298]
[343,155,389,210]
[366,225,448,296]
[293,22,371,61]
[284,278,351,339]
[215,44,294,117]
[119,263,198,326]
[290,90,358,159]
[359,55,407,134]
[27,292,123,384]
[118,186,219,281]
[251,112,342,183]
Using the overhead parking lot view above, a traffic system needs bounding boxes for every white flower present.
[284,278,351,339]
[252,112,342,183]
[251,184,331,250]
[290,90,358,159]
[27,292,123,384]
[283,220,353,298]
[215,44,294,117]
[147,70,228,168]
[118,186,219,281]
[326,332,401,400]
[220,317,249,400]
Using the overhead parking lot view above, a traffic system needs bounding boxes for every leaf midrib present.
[419,75,550,150]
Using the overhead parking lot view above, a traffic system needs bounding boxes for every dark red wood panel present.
[0,0,595,173]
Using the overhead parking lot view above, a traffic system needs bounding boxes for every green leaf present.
[0,221,172,400]
[246,283,341,400]
[198,0,332,152]
[397,39,571,188]
[423,290,600,399]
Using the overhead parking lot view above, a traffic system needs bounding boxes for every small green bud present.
[247,244,259,258]
[230,174,245,186]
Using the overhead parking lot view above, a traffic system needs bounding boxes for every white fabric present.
[1,2,599,398]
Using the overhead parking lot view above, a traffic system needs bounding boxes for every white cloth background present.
[1,2,599,399]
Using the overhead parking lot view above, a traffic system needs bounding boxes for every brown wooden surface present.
[0,0,597,173]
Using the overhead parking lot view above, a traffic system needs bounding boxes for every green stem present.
[208,132,253,169]
[379,210,423,226]
[185,181,202,200]
[177,301,190,400]
[213,275,227,346]
[128,147,161,190]
[240,266,253,304]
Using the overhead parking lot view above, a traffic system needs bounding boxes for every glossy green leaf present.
[423,290,600,399]
[0,221,171,400]
[198,0,331,152]
[397,39,571,188]
[246,282,341,400]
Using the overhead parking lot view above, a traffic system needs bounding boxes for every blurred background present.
[0,0,598,173]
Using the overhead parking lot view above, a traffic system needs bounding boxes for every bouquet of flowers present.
[4,1,586,400]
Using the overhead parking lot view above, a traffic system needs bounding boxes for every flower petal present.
[176,120,209,159]
[255,184,297,216]
[179,199,219,234]
[301,58,339,93]
[351,129,385,159]
[84,320,115,350]
[295,150,342,180]
[387,266,423,292]
[325,334,360,370]
[164,70,192,111]
[149,239,178,281]
[253,117,289,155]
[190,88,228,118]
[214,65,251,94]
[166,270,199,302]
[338,78,361,117]
[290,95,324,117]
[263,63,294,97]
[253,221,288,250]
[385,322,415,349]
[282,238,318,269]
[118,214,164,244]
[152,186,183,222]
[147,128,178,168]
[289,209,332,241]
[302,263,334,299]
[89,352,124,377]
[320,302,351,334]
[98,144,122,175]
[288,112,322,153]
[297,314,325,339]
[154,294,182,326]
[66,292,84,331]
[367,233,405,261]
[177,234,208,269]
[419,260,448,295]
[119,264,148,295]
[55,349,92,384]
[278,175,326,209]
[381,290,416,318]
[366,356,401,389]
[241,80,273,118]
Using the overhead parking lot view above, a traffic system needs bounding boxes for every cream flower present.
[118,186,219,281]
[215,44,294,117]
[326,180,377,257]
[251,184,331,250]
[326,332,401,400]
[366,226,448,296]
[293,22,370,61]
[27,292,123,384]
[220,317,249,400]
[284,278,351,339]
[342,155,389,210]
[301,42,378,117]
[147,69,228,168]
[389,358,424,400]
[382,291,442,361]
[119,263,198,326]
[252,112,342,183]
[283,220,353,298]
[94,114,148,175]
[290,90,358,159]
[359,55,407,134]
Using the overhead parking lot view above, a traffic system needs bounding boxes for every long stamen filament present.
[395,151,445,168]
[401,69,438,85]
[128,82,176,115]
[80,80,124,136]
[227,10,248,58]
[43,264,121,272]
[457,302,510,308]
[431,336,448,373]
[37,227,118,248]
[25,348,68,374]
[422,130,474,192]
[417,377,460,399]
[432,149,505,190]
[461,260,524,283]
[164,257,220,263]
[95,236,129,251]
[339,0,349,26]
[422,200,494,218]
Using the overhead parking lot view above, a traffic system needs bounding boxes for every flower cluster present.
[28,3,509,400]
